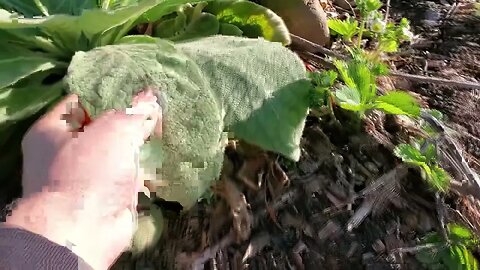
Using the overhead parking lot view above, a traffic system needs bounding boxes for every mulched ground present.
[0,1,477,269]
[110,1,480,270]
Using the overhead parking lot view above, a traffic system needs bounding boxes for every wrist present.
[5,191,77,248]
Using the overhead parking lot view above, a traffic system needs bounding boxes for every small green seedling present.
[327,0,413,53]
[328,17,358,42]
[394,141,451,192]
[416,223,479,270]
[309,69,337,111]
[332,58,420,118]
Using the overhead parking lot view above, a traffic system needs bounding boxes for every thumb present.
[87,92,161,147]
[100,208,136,269]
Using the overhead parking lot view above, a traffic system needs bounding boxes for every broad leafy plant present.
[0,0,310,253]
[416,224,479,270]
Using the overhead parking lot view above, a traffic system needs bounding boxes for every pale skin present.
[4,89,162,270]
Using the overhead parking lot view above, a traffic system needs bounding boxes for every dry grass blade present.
[347,165,408,231]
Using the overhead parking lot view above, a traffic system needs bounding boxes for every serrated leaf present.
[335,86,364,111]
[394,143,427,164]
[448,224,474,241]
[327,18,358,41]
[205,0,291,45]
[333,59,356,90]
[427,165,450,192]
[311,70,337,88]
[379,37,398,52]
[423,142,437,164]
[347,61,376,104]
[375,91,421,116]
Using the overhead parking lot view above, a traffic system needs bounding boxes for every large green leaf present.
[0,0,167,54]
[205,0,290,45]
[177,35,310,160]
[65,36,310,209]
[0,0,96,16]
[0,77,63,126]
[64,41,224,209]
[0,44,65,88]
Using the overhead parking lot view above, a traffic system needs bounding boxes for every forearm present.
[2,192,95,269]
[4,191,76,247]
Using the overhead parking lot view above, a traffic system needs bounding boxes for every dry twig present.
[290,34,480,90]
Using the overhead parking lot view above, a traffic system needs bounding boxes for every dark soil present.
[110,1,480,269]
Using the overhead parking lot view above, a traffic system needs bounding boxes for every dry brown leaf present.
[213,177,253,242]
[242,233,271,263]
[237,154,268,191]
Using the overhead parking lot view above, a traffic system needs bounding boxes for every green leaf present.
[65,41,224,209]
[65,36,310,210]
[394,143,427,164]
[0,76,64,126]
[115,34,159,44]
[310,70,337,88]
[378,37,399,52]
[100,0,139,10]
[0,0,96,17]
[356,0,382,16]
[152,5,187,38]
[0,44,65,89]
[448,224,474,242]
[374,91,421,116]
[169,12,219,41]
[327,18,358,41]
[177,35,311,161]
[205,0,291,45]
[335,86,364,111]
[333,59,356,90]
[427,165,450,192]
[219,22,243,36]
[0,0,177,54]
[347,60,376,104]
[423,142,437,164]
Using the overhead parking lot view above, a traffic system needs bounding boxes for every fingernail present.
[143,119,156,138]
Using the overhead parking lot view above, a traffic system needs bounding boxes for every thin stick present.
[384,0,391,23]
[389,71,480,90]
[290,34,347,60]
[290,34,480,90]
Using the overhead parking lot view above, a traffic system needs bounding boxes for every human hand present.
[5,89,162,269]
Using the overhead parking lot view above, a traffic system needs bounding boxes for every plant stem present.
[357,20,366,48]
[101,0,111,10]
